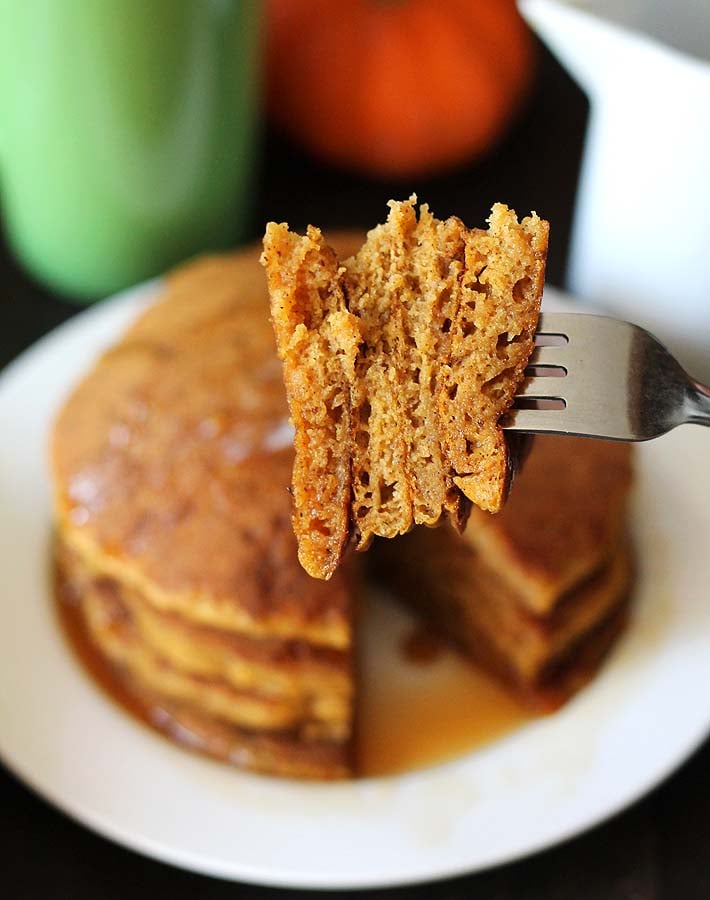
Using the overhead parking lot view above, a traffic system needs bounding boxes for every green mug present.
[0,0,260,301]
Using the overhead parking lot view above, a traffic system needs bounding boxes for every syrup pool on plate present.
[357,590,530,777]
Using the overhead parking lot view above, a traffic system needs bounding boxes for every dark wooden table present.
[2,44,709,899]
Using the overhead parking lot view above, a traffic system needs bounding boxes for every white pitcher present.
[520,0,710,380]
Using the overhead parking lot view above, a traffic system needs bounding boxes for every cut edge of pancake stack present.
[54,536,353,779]
[51,248,362,780]
[372,435,634,710]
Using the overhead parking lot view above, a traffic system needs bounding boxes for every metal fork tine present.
[501,407,570,434]
[529,345,572,368]
[508,313,633,438]
[515,376,568,399]
[502,312,710,441]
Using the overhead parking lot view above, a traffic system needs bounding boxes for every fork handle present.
[687,380,710,426]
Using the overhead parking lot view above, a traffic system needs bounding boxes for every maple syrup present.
[356,595,530,776]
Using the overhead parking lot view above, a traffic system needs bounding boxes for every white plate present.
[0,283,709,890]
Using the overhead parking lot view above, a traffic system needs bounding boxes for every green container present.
[0,0,260,300]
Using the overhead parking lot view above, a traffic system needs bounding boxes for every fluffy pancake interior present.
[262,199,548,579]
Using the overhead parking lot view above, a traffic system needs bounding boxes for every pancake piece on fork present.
[262,197,548,579]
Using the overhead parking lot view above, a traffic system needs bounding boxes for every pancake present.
[375,529,631,704]
[373,436,634,709]
[50,239,632,778]
[56,550,349,779]
[262,199,548,580]
[52,249,362,649]
[464,436,633,615]
[51,241,362,779]
[57,538,350,718]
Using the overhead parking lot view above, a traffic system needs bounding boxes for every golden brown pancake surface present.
[52,251,359,648]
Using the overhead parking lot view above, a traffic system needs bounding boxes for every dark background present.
[2,42,710,899]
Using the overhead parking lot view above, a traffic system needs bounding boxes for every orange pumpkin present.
[266,0,536,178]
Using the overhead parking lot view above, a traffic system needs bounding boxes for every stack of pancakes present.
[51,240,634,780]
[373,436,633,709]
[51,249,358,779]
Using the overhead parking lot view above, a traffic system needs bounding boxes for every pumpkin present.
[266,0,536,178]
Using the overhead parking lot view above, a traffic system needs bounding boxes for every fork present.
[501,313,710,441]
